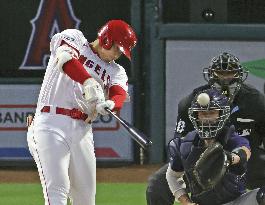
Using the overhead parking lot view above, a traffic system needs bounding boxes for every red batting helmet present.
[98,20,137,60]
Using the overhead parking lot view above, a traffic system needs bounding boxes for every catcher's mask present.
[188,88,230,139]
[203,52,248,103]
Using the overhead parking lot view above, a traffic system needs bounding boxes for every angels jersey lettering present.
[36,29,128,116]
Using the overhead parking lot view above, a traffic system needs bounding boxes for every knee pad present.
[257,186,265,205]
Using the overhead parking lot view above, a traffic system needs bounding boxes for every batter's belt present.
[41,106,91,123]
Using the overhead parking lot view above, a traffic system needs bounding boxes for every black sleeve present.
[174,95,194,137]
[255,92,265,145]
[237,84,265,148]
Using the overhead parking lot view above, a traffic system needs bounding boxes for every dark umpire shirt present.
[174,83,265,188]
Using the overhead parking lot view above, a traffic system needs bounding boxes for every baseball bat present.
[105,108,152,149]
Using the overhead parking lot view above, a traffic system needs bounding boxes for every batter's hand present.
[26,115,34,127]
[96,100,115,115]
[83,78,105,103]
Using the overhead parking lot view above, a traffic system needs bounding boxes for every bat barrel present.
[105,108,152,149]
[127,127,152,148]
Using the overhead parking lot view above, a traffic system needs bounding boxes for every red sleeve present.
[63,59,91,84]
[109,85,127,111]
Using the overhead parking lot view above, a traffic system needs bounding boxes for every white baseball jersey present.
[28,29,129,205]
[36,29,128,116]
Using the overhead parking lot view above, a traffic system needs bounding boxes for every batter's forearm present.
[63,59,91,84]
[55,44,92,85]
[109,85,127,110]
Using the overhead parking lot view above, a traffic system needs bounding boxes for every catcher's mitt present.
[193,142,230,190]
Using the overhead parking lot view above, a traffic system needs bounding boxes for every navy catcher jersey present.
[174,83,265,188]
[168,127,250,205]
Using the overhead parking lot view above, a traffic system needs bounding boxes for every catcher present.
[166,88,264,205]
[147,52,265,205]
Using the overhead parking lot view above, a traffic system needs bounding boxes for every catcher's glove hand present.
[193,142,230,190]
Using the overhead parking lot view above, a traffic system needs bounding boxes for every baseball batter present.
[27,20,137,205]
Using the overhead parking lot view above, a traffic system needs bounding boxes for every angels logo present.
[19,0,80,70]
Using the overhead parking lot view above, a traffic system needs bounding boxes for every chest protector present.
[180,132,246,205]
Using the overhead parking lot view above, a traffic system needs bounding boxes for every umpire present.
[146,52,265,205]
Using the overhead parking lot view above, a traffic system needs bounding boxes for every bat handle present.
[104,107,118,119]
[105,107,112,113]
[104,108,129,128]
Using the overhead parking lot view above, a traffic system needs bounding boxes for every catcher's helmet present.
[189,88,230,139]
[98,20,137,60]
[203,52,248,102]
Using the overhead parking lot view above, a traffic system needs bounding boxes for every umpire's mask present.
[203,52,248,103]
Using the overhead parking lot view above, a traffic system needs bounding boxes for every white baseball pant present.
[27,112,96,205]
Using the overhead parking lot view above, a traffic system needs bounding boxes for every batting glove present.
[96,100,115,115]
[83,78,105,103]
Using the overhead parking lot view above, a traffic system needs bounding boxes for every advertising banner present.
[0,84,134,161]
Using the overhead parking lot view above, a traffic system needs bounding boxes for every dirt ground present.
[0,164,162,183]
